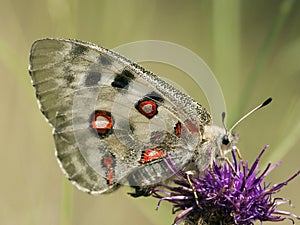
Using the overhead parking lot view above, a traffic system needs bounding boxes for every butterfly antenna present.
[221,112,228,132]
[229,97,272,133]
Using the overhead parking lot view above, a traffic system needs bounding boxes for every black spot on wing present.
[129,122,135,133]
[111,69,135,89]
[98,55,112,65]
[62,65,75,86]
[145,91,164,103]
[70,44,89,57]
[85,71,101,86]
[65,74,75,84]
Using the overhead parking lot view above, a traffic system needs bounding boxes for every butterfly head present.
[197,97,273,169]
[201,125,234,162]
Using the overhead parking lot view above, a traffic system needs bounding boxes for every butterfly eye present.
[222,135,230,145]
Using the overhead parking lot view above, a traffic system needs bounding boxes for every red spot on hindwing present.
[140,148,165,164]
[174,121,182,137]
[91,110,113,137]
[103,156,114,168]
[101,153,116,185]
[106,168,114,185]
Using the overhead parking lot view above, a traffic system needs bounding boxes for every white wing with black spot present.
[29,38,212,194]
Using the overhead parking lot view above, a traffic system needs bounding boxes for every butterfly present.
[29,38,271,196]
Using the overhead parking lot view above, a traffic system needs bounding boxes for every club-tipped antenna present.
[229,97,272,133]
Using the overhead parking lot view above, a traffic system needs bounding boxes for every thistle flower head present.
[152,146,300,225]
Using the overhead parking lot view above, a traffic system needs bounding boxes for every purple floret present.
[152,146,300,225]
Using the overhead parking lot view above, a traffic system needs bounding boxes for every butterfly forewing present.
[29,38,211,194]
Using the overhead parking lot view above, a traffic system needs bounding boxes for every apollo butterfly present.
[29,38,271,196]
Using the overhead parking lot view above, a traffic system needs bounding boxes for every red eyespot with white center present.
[140,148,165,164]
[91,110,114,137]
[135,92,164,119]
[137,100,158,118]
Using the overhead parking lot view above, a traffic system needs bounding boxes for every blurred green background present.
[1,0,299,224]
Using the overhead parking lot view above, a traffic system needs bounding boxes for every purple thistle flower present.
[152,146,300,225]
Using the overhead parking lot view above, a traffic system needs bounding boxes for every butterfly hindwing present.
[29,38,211,194]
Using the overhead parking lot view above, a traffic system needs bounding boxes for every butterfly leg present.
[232,145,242,159]
[128,185,156,198]
[186,171,201,208]
[216,155,237,175]
[215,145,243,175]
